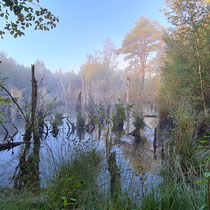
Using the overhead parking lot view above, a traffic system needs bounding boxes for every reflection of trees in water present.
[120,141,157,175]
[77,128,85,140]
[105,127,121,199]
[13,138,40,190]
[108,152,121,199]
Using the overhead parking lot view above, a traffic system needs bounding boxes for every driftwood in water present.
[0,142,25,151]
[143,114,158,118]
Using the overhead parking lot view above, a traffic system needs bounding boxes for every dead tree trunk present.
[59,69,68,112]
[108,152,121,199]
[31,65,38,133]
[81,76,86,111]
[86,82,90,108]
[153,128,157,159]
[14,65,40,189]
[31,65,40,187]
[126,76,130,134]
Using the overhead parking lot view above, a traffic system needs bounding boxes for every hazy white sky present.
[0,0,169,73]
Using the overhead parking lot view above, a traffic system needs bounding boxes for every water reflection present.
[0,117,162,200]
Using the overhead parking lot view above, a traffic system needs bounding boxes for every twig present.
[0,84,27,122]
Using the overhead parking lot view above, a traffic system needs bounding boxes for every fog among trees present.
[0,0,209,209]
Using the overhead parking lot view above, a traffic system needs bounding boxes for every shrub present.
[54,112,63,126]
[133,113,145,130]
[112,104,125,132]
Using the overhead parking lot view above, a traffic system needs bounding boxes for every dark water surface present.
[0,117,161,196]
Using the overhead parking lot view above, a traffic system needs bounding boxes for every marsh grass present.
[141,182,207,210]
[45,149,104,209]
[1,107,208,209]
[142,107,209,210]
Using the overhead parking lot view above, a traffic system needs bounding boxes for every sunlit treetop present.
[0,0,59,38]
[164,0,210,27]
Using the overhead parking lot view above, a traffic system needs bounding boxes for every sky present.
[0,0,169,73]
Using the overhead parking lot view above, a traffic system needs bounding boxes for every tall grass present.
[46,149,104,209]
[141,106,209,210]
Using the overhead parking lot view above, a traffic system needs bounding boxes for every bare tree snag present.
[31,65,38,130]
[59,69,67,111]
[153,128,157,159]
[81,75,86,110]
[31,64,40,187]
[87,82,90,108]
[126,76,130,134]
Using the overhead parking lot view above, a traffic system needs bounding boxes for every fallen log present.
[143,114,158,118]
[0,142,25,151]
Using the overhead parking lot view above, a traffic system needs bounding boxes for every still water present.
[0,117,161,196]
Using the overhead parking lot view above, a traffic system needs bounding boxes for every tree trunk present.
[139,64,145,111]
[126,76,130,134]
[198,64,207,117]
[81,76,86,110]
[87,82,90,107]
[59,69,67,112]
[108,152,121,199]
[31,65,40,187]
[140,70,145,91]
[153,128,157,159]
[31,64,38,136]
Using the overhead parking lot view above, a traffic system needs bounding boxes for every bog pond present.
[0,116,162,200]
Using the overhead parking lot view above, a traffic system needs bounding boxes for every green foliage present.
[0,0,59,38]
[141,183,206,210]
[133,112,145,130]
[164,107,201,178]
[117,16,164,90]
[112,104,125,132]
[54,112,63,126]
[118,16,163,59]
[160,0,210,113]
[158,106,209,209]
[46,149,103,209]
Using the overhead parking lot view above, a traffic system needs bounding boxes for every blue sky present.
[0,0,169,72]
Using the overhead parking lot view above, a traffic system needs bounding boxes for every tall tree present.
[117,16,164,91]
[163,0,210,115]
